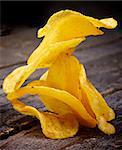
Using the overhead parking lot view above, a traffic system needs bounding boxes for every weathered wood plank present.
[85,51,122,91]
[0,27,122,149]
[0,48,122,141]
[75,37,122,64]
[0,91,121,150]
[0,27,40,67]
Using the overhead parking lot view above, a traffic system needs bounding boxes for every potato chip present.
[3,63,38,94]
[46,54,95,119]
[38,10,117,38]
[79,64,115,121]
[8,85,97,127]
[9,98,79,139]
[47,54,81,98]
[27,80,74,115]
[39,112,79,139]
[97,116,115,135]
[79,64,115,134]
[37,10,101,38]
[3,38,82,94]
[40,96,74,115]
[28,38,84,69]
[3,66,27,93]
[28,10,117,66]
[85,17,117,29]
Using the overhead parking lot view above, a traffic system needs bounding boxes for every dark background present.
[1,1,122,28]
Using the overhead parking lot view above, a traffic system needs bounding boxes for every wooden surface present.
[0,27,122,150]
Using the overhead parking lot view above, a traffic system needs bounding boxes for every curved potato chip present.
[28,10,106,65]
[40,96,74,115]
[79,64,115,121]
[3,66,26,93]
[97,116,115,135]
[39,112,79,139]
[9,98,78,139]
[85,17,117,29]
[81,85,115,134]
[79,64,115,134]
[3,38,82,94]
[47,54,81,98]
[87,80,115,121]
[36,38,84,68]
[46,54,95,118]
[29,10,117,66]
[3,63,37,94]
[28,37,84,68]
[38,10,117,38]
[37,10,75,38]
[80,65,115,121]
[38,10,99,38]
[28,79,74,115]
[8,85,97,127]
[27,80,74,115]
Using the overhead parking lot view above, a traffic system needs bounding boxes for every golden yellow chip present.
[97,116,115,135]
[3,66,27,93]
[27,80,74,115]
[38,10,117,38]
[9,98,79,139]
[28,10,117,66]
[85,17,117,29]
[3,38,83,94]
[79,64,115,134]
[47,54,81,98]
[39,112,79,139]
[8,85,97,127]
[46,54,95,119]
[28,38,84,69]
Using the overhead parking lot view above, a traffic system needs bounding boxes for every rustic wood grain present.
[0,27,122,150]
[0,90,121,150]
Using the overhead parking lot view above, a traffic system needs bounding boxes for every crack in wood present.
[0,61,26,70]
[58,128,103,150]
[0,117,38,140]
[101,85,122,96]
[0,107,46,140]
